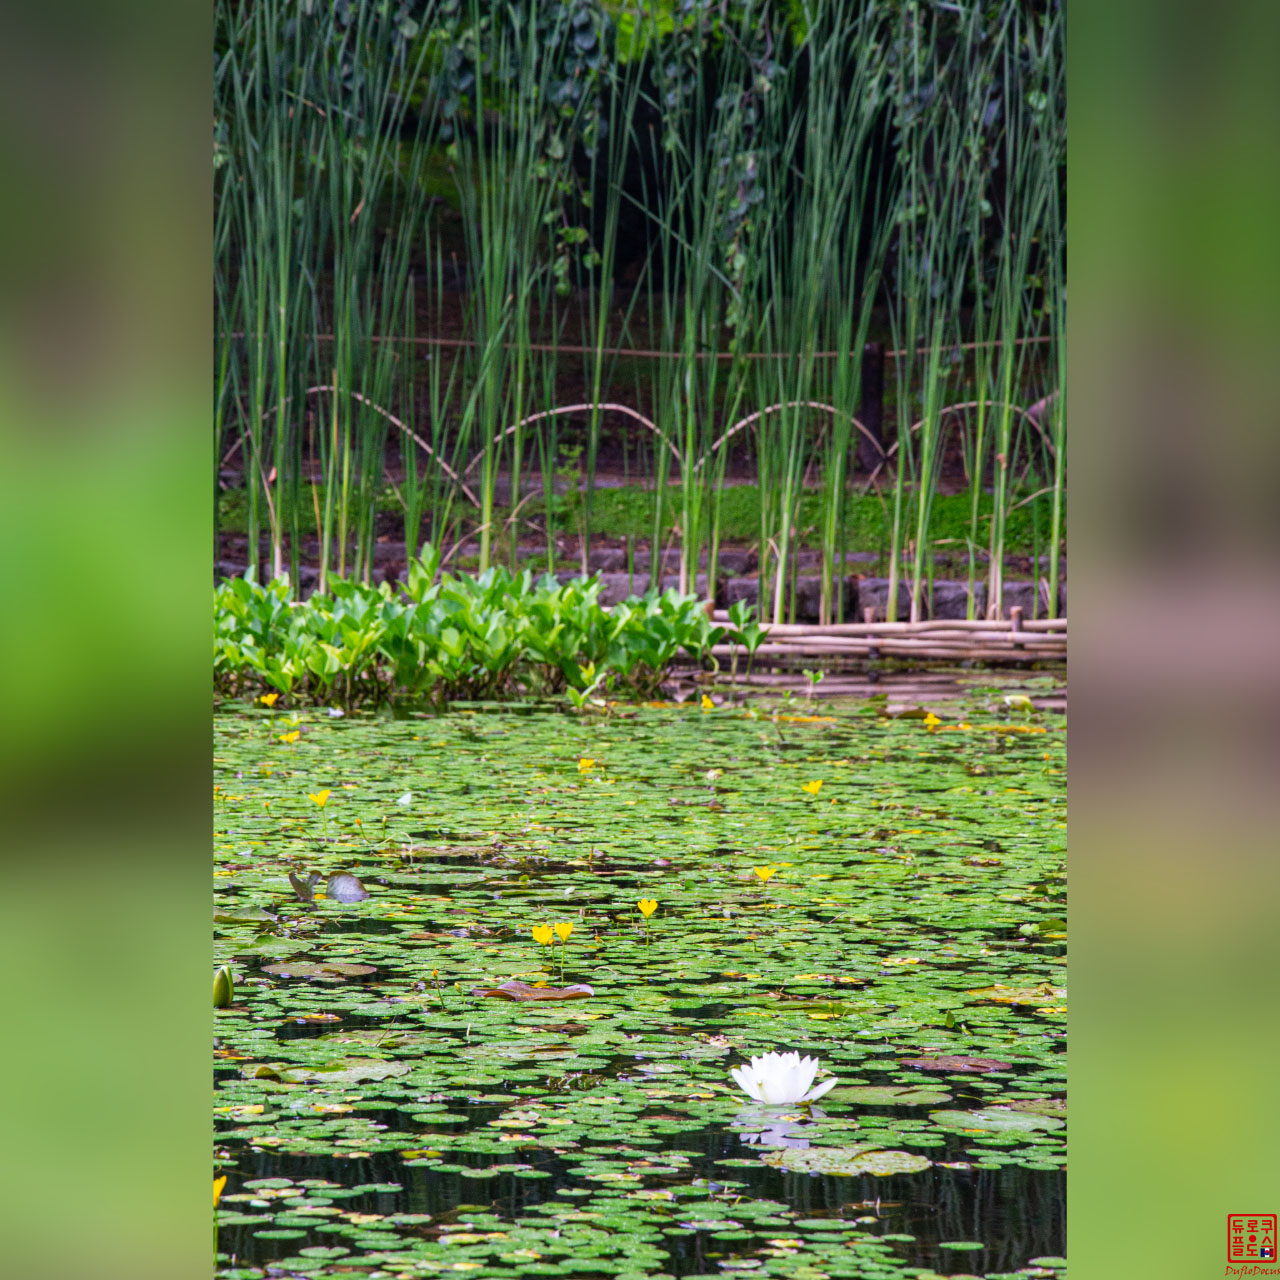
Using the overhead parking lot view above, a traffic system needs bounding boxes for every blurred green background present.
[1,1,1279,1278]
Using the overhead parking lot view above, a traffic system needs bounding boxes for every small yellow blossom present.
[258,692,279,707]
[922,711,942,729]
[638,899,658,918]
[801,779,823,796]
[309,789,331,808]
[578,757,595,772]
[755,865,778,883]
[279,730,300,744]
[531,925,553,946]
[554,921,574,943]
[214,1175,227,1208]
[701,695,714,712]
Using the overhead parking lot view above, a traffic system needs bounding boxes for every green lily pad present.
[828,1085,952,1107]
[760,1145,933,1176]
[966,983,1065,1005]
[1005,1097,1066,1117]
[261,961,377,979]
[929,1108,1064,1133]
[214,906,278,924]
[247,1058,412,1085]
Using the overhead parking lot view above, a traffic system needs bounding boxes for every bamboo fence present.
[702,607,1065,665]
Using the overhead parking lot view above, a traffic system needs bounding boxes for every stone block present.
[929,580,986,620]
[857,577,913,622]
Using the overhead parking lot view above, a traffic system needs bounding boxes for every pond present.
[214,680,1066,1279]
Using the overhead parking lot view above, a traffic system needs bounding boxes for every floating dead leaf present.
[471,980,595,1001]
[899,1055,1012,1073]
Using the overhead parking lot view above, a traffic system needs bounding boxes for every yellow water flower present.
[801,780,823,796]
[309,789,331,808]
[578,757,595,772]
[701,695,714,712]
[258,692,279,708]
[279,730,300,744]
[922,711,942,730]
[214,1175,227,1208]
[755,866,777,883]
[638,899,658,918]
[531,925,554,946]
[554,921,574,943]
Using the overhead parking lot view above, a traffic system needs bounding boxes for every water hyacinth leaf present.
[760,1146,933,1176]
[471,981,595,1001]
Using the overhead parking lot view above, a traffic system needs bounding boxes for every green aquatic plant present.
[213,682,1066,1276]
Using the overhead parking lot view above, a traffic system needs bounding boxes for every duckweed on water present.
[214,689,1065,1279]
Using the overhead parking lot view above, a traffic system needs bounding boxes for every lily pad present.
[929,1108,1064,1133]
[828,1085,952,1107]
[247,1058,412,1085]
[966,983,1065,1004]
[899,1056,1012,1073]
[760,1145,932,1176]
[471,981,595,1001]
[1005,1097,1066,1117]
[214,906,278,924]
[261,961,376,979]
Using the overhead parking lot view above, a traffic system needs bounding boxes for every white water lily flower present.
[730,1052,839,1105]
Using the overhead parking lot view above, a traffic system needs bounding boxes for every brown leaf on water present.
[471,980,595,1001]
[899,1055,1012,1073]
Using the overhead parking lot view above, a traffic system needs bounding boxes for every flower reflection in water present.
[733,1105,828,1149]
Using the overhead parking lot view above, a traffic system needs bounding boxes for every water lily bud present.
[213,964,234,1008]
